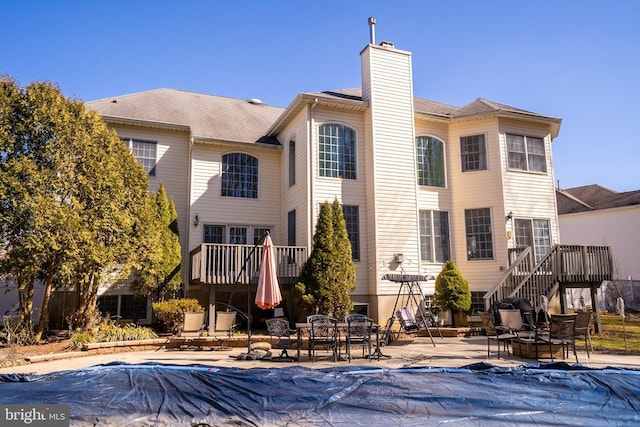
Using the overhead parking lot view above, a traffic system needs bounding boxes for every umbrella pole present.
[227,231,270,357]
[247,279,252,353]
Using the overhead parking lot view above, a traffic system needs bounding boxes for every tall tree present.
[294,199,355,319]
[0,77,149,337]
[131,181,182,301]
[330,198,356,316]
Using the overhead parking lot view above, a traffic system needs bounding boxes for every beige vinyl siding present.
[279,107,311,248]
[308,107,370,295]
[362,44,420,296]
[112,125,191,284]
[448,118,505,290]
[189,143,281,246]
[414,121,453,277]
[499,119,560,250]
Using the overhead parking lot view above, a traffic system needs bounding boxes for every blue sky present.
[2,0,638,192]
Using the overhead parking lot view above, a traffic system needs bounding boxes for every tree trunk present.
[17,271,34,328]
[35,260,56,341]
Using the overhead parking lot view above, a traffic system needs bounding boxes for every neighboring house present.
[557,185,640,311]
[82,30,609,327]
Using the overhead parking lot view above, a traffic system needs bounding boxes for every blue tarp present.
[1,362,639,426]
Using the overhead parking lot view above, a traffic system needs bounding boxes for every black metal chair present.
[573,311,593,360]
[265,318,297,362]
[345,314,373,362]
[538,313,578,363]
[308,315,339,362]
[480,311,516,358]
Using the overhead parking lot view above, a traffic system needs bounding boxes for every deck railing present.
[484,244,613,310]
[190,243,307,285]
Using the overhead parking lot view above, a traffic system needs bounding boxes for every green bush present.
[69,332,95,350]
[97,323,159,342]
[152,298,204,334]
[68,317,159,350]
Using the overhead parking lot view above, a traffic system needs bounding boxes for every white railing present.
[190,244,307,285]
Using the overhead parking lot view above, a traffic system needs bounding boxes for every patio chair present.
[214,311,238,338]
[396,307,430,332]
[265,318,297,362]
[308,315,339,362]
[180,312,206,337]
[537,313,578,363]
[345,314,373,362]
[480,311,515,359]
[574,311,593,359]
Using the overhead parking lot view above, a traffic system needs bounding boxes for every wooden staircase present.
[484,244,613,317]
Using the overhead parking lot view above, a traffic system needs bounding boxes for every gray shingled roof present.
[307,90,557,121]
[557,184,640,214]
[88,88,559,144]
[87,89,285,144]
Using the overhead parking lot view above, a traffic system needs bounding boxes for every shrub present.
[69,332,95,350]
[434,260,471,326]
[152,298,204,334]
[67,315,159,350]
[96,323,159,342]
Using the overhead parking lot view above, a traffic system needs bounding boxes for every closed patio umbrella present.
[255,234,282,310]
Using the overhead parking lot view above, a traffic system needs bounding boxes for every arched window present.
[318,124,356,179]
[221,153,258,198]
[416,136,445,187]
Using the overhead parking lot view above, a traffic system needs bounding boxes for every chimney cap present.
[380,40,394,48]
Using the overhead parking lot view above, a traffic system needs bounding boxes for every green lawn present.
[590,312,640,353]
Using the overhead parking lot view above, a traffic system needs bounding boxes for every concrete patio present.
[1,334,637,375]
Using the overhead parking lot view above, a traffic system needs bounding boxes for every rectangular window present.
[287,210,296,246]
[514,218,551,263]
[506,134,547,172]
[97,295,147,321]
[120,295,147,320]
[342,205,360,261]
[470,291,485,314]
[97,295,119,318]
[123,138,157,176]
[204,225,225,243]
[253,228,271,245]
[288,140,296,187]
[229,227,247,245]
[420,210,450,262]
[460,135,487,172]
[465,208,493,260]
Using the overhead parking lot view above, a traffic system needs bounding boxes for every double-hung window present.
[506,134,547,172]
[460,135,487,172]
[123,138,157,176]
[318,124,356,179]
[465,208,493,260]
[416,136,445,187]
[419,210,450,262]
[221,153,258,198]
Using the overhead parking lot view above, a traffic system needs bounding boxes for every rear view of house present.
[83,18,610,328]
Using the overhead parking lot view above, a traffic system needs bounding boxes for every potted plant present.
[434,260,472,327]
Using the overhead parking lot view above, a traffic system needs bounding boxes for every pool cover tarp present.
[1,362,639,426]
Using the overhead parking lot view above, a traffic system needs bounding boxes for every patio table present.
[295,322,389,362]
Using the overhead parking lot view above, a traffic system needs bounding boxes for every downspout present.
[186,135,194,299]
